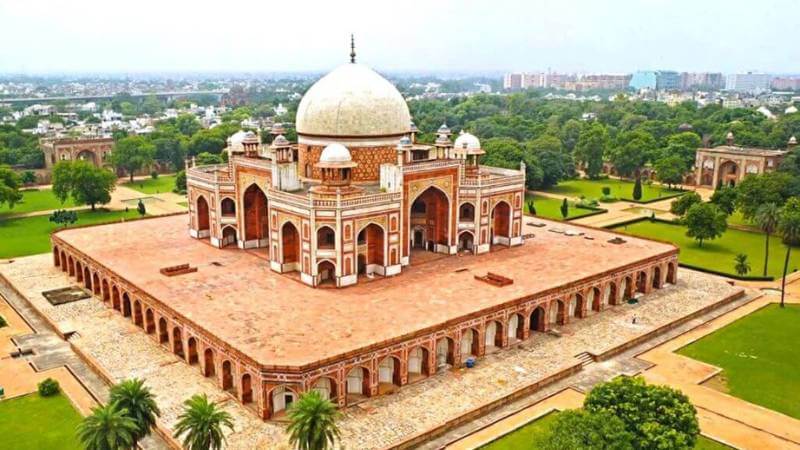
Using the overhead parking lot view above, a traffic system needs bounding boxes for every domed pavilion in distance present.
[51,44,678,421]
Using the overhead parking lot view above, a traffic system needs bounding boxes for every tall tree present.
[0,165,22,208]
[112,136,155,182]
[755,203,781,276]
[684,203,727,247]
[77,403,139,450]
[778,198,800,307]
[575,122,608,179]
[709,185,738,215]
[287,391,342,450]
[173,394,234,450]
[654,155,686,189]
[534,409,634,450]
[109,378,161,447]
[736,172,799,220]
[51,161,116,211]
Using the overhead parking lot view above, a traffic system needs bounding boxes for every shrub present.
[38,378,60,397]
[602,186,611,196]
[599,194,618,203]
[150,171,159,179]
[0,315,7,327]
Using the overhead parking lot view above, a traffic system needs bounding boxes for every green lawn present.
[0,393,83,450]
[0,189,76,218]
[611,219,800,278]
[678,304,800,420]
[546,178,682,203]
[122,174,177,194]
[0,208,144,259]
[524,194,603,221]
[479,410,729,449]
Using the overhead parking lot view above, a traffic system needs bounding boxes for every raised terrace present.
[52,214,676,369]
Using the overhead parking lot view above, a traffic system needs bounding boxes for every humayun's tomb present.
[49,50,678,421]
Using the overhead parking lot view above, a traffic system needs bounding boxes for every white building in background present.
[726,72,771,94]
[274,103,288,116]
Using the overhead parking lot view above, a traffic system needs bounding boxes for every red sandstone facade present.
[40,137,114,169]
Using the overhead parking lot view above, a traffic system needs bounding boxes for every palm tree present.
[173,394,234,450]
[778,198,800,307]
[755,203,781,276]
[734,253,751,277]
[109,378,161,447]
[77,402,138,450]
[287,391,341,450]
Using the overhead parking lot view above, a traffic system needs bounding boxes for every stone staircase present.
[575,351,595,367]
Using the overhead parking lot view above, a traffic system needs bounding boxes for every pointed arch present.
[196,195,210,234]
[281,221,300,266]
[409,185,451,256]
[243,184,268,242]
[491,200,511,244]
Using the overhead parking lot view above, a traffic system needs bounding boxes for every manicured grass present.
[678,304,800,420]
[524,194,603,221]
[611,219,800,278]
[0,393,83,450]
[177,201,189,208]
[0,208,144,259]
[479,410,729,449]
[546,178,682,202]
[0,188,76,218]
[122,174,177,194]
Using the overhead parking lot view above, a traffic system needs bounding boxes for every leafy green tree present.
[654,155,687,189]
[109,378,161,447]
[610,130,656,178]
[287,391,342,450]
[49,209,78,228]
[560,119,582,152]
[173,394,234,450]
[534,409,634,450]
[0,165,22,208]
[112,136,156,182]
[755,203,781,276]
[709,186,738,215]
[527,199,536,215]
[560,198,569,219]
[20,170,37,185]
[632,176,642,201]
[670,192,702,217]
[575,122,608,179]
[195,152,224,166]
[584,376,699,450]
[684,202,728,247]
[736,172,800,220]
[175,114,202,136]
[78,403,139,450]
[665,132,703,168]
[778,198,800,307]
[188,130,226,156]
[175,170,187,193]
[734,253,751,277]
[52,161,116,210]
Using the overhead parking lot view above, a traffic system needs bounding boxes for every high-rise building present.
[725,72,771,93]
[503,73,523,90]
[630,71,658,90]
[656,71,681,91]
[771,77,800,91]
[680,72,724,90]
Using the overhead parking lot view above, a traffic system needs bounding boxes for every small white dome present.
[271,134,290,147]
[319,143,352,163]
[454,130,481,150]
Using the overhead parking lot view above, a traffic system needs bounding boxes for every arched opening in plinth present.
[92,273,100,295]
[652,266,662,289]
[407,347,430,382]
[458,231,475,253]
[53,247,60,267]
[636,271,647,294]
[222,360,235,393]
[196,196,209,237]
[623,276,634,300]
[491,201,511,246]
[203,348,216,377]
[606,282,617,306]
[61,251,68,272]
[508,313,524,342]
[530,306,546,333]
[158,318,168,344]
[67,256,75,276]
[409,186,451,257]
[378,356,401,393]
[317,260,336,287]
[187,337,198,365]
[570,293,584,318]
[281,222,300,268]
[132,300,143,327]
[551,300,566,325]
[83,267,92,290]
[460,328,479,361]
[484,321,504,352]
[241,373,253,404]
[77,150,97,165]
[75,261,83,283]
[172,327,184,358]
[102,279,110,302]
[144,309,155,334]
[357,223,385,278]
[270,385,296,418]
[590,287,602,313]
[111,286,120,311]
[243,185,268,243]
[221,226,237,248]
[312,377,337,402]
[436,337,455,369]
[346,366,370,403]
[667,262,677,284]
[121,293,131,318]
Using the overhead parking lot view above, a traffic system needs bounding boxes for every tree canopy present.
[52,160,116,210]
[111,136,155,182]
[684,202,728,247]
[0,165,22,208]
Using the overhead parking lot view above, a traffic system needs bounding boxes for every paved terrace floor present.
[53,214,676,368]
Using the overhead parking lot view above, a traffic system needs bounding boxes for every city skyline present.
[1,0,798,74]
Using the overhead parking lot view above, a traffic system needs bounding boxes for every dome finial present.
[349,34,356,63]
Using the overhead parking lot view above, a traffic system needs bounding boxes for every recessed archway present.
[187,337,199,365]
[270,385,296,418]
[459,202,475,222]
[158,318,168,344]
[132,300,143,327]
[623,276,634,300]
[460,328,479,360]
[221,226,237,248]
[357,224,385,277]
[377,356,402,393]
[346,366,371,403]
[241,373,253,404]
[636,271,648,294]
[196,196,210,236]
[407,347,430,382]
[569,293,585,318]
[221,360,235,393]
[507,313,524,342]
[317,226,336,250]
[121,293,132,318]
[61,251,68,273]
[491,201,511,245]
[529,306,546,333]
[312,377,337,402]
[203,348,216,377]
[92,272,101,295]
[409,186,451,256]
[484,321,504,352]
[551,300,566,325]
[53,247,61,267]
[590,287,602,313]
[67,256,75,277]
[317,260,336,286]
[172,327,184,358]
[458,231,475,253]
[281,222,300,267]
[606,282,617,306]
[101,279,110,302]
[652,266,662,289]
[144,309,155,334]
[220,197,236,217]
[75,261,83,283]
[435,337,455,369]
[243,185,268,243]
[83,267,92,290]
[667,262,677,284]
[111,286,121,311]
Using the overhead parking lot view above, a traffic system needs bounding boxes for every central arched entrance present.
[409,186,451,259]
[196,196,210,237]
[77,150,97,165]
[243,185,268,246]
[357,224,385,277]
[718,160,739,187]
[491,201,511,246]
[281,222,300,271]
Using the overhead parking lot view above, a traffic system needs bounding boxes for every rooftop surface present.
[700,145,787,157]
[54,214,676,369]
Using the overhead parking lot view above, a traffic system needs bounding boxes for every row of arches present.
[193,183,269,247]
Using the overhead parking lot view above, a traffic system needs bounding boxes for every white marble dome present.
[454,131,481,151]
[296,63,411,137]
[319,143,352,163]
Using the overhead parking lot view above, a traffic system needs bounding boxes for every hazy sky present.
[0,0,796,74]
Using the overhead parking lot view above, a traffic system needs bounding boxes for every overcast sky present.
[0,0,796,75]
